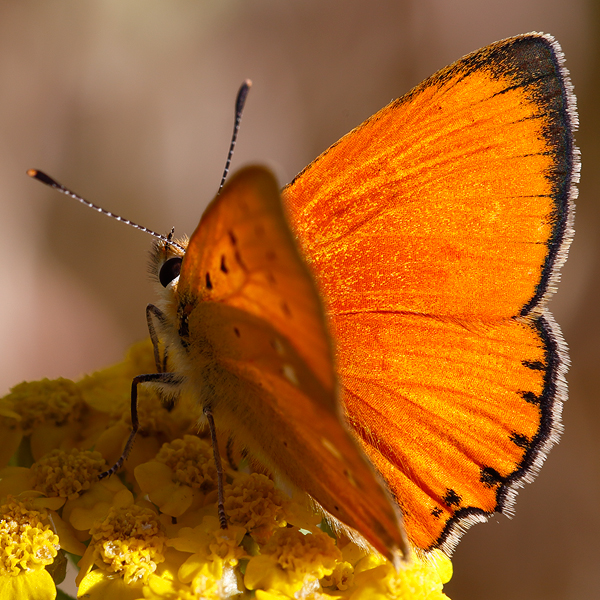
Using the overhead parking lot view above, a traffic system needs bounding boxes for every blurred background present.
[0,1,596,598]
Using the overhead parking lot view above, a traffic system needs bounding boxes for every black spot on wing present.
[520,390,542,404]
[510,432,531,449]
[443,489,461,507]
[205,272,213,290]
[480,467,504,488]
[522,360,545,371]
[431,507,443,519]
[220,255,228,273]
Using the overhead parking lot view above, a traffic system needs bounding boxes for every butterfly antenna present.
[217,79,252,194]
[26,169,185,252]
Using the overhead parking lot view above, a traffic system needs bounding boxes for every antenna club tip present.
[27,169,57,187]
[244,79,252,88]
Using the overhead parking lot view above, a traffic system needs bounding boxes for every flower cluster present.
[0,340,452,599]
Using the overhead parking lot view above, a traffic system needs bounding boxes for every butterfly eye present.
[159,257,182,287]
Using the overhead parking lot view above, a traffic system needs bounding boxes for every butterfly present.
[29,31,578,561]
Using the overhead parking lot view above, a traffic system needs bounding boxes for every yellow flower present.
[62,472,133,535]
[320,558,355,591]
[0,378,93,466]
[144,570,196,600]
[0,449,110,557]
[0,497,60,600]
[30,448,107,501]
[77,503,168,591]
[348,549,452,600]
[4,339,455,598]
[244,527,342,596]
[224,472,289,543]
[168,515,247,573]
[0,448,105,509]
[135,435,218,518]
[158,516,247,599]
[144,551,243,600]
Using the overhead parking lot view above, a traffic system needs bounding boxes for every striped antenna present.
[218,79,252,194]
[26,169,185,252]
[28,81,252,243]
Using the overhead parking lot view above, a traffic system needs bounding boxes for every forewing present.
[176,167,408,559]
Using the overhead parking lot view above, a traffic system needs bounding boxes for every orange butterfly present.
[29,32,578,561]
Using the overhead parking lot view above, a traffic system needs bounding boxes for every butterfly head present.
[149,233,189,290]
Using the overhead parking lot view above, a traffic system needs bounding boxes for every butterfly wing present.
[175,166,408,559]
[283,33,578,552]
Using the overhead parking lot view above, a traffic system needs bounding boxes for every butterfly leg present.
[146,304,169,373]
[204,405,228,529]
[98,372,183,479]
[147,304,177,410]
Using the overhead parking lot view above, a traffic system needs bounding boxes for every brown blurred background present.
[1,1,596,598]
